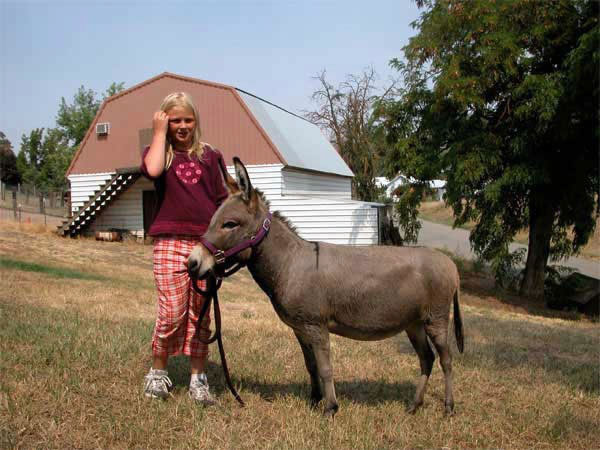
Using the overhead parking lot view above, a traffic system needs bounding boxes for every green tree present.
[38,128,73,192]
[17,128,73,192]
[0,132,20,185]
[378,0,598,299]
[17,128,45,187]
[306,69,394,202]
[56,86,100,148]
[56,82,125,148]
[104,81,125,99]
[14,82,126,194]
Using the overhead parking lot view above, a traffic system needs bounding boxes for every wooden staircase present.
[58,169,141,237]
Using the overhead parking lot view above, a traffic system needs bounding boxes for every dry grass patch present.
[1,222,598,448]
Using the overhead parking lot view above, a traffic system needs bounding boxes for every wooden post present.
[12,191,17,219]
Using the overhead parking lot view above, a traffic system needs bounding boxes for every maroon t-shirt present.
[140,145,229,237]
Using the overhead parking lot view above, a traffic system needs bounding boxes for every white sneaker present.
[143,368,172,399]
[189,373,216,405]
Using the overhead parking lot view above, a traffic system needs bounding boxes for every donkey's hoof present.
[310,396,322,409]
[406,402,422,415]
[322,404,338,418]
[444,403,455,417]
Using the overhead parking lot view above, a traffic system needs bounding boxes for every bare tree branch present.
[303,68,393,201]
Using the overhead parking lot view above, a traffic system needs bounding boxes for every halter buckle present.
[262,217,272,231]
[215,250,226,265]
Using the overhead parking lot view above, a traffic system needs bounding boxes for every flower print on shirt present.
[175,161,202,184]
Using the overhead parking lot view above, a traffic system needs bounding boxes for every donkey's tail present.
[453,288,464,353]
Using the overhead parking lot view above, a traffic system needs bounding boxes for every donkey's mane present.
[255,189,301,238]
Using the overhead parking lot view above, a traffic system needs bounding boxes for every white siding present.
[281,168,351,199]
[88,177,154,238]
[246,166,377,246]
[269,196,378,245]
[75,164,379,245]
[243,164,283,198]
[68,172,115,213]
[86,165,282,239]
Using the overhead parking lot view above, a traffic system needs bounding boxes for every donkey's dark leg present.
[294,331,322,407]
[425,321,455,415]
[306,326,338,417]
[405,322,435,414]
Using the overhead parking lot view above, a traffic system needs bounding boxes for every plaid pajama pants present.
[152,237,211,359]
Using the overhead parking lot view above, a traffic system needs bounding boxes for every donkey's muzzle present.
[188,262,212,282]
[186,257,200,277]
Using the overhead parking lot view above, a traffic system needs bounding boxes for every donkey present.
[187,158,464,417]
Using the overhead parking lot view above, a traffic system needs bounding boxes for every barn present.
[60,72,382,245]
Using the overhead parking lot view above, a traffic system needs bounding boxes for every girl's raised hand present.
[152,111,169,136]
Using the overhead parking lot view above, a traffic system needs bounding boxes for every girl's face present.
[166,105,196,149]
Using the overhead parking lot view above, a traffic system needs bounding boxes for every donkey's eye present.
[223,221,239,229]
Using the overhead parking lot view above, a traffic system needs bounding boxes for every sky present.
[0,0,421,151]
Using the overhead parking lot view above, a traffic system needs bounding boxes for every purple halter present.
[200,212,273,270]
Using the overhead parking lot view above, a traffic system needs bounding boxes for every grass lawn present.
[418,201,600,260]
[1,220,598,448]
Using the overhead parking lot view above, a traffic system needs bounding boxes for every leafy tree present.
[56,82,125,149]
[0,132,20,185]
[104,81,125,99]
[13,82,126,194]
[17,128,46,187]
[305,69,394,202]
[56,86,101,148]
[378,0,598,299]
[38,128,73,192]
[16,127,73,192]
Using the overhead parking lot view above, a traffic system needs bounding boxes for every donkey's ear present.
[218,155,239,194]
[233,157,253,203]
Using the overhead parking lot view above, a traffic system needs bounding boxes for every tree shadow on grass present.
[450,312,599,394]
[461,273,593,321]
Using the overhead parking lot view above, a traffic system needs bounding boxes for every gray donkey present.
[187,158,464,417]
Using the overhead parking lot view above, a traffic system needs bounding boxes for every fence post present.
[12,191,17,219]
[39,195,45,214]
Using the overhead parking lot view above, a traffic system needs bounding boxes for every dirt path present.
[417,219,599,279]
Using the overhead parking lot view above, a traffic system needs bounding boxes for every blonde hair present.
[160,92,207,170]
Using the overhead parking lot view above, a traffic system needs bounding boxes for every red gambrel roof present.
[66,72,287,176]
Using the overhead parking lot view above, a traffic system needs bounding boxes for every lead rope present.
[192,276,245,406]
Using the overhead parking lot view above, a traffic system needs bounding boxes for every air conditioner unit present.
[96,123,110,135]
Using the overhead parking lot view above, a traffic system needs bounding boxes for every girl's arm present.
[143,111,169,177]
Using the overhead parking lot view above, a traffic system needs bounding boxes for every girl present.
[140,92,228,404]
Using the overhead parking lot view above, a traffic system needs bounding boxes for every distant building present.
[60,72,382,245]
[377,174,446,202]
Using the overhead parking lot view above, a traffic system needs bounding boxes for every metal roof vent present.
[96,123,110,135]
